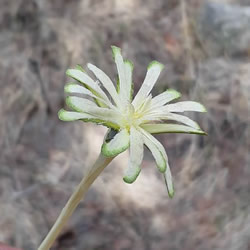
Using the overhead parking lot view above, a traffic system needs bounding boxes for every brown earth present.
[0,0,249,250]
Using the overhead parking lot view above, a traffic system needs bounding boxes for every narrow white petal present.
[87,63,121,106]
[66,69,99,92]
[163,101,207,113]
[102,129,130,157]
[65,83,113,108]
[66,96,97,110]
[140,129,174,198]
[58,109,97,121]
[58,109,119,129]
[141,130,166,173]
[66,96,120,125]
[66,69,111,105]
[111,46,128,103]
[164,162,174,198]
[135,94,152,115]
[142,112,200,129]
[141,124,206,135]
[150,89,181,108]
[65,83,93,96]
[133,61,164,109]
[124,60,134,101]
[161,113,200,129]
[123,127,144,184]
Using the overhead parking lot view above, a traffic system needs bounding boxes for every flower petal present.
[164,163,174,198]
[150,89,181,108]
[124,60,134,101]
[111,46,128,104]
[163,101,207,113]
[87,63,121,107]
[140,129,166,173]
[66,96,97,111]
[66,69,111,106]
[140,128,174,198]
[141,124,206,135]
[64,83,109,107]
[58,109,97,121]
[133,61,164,109]
[151,113,201,129]
[102,129,130,157]
[123,127,143,184]
[65,83,93,96]
[58,109,119,129]
[66,96,121,126]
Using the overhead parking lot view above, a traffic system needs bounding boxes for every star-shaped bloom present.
[59,46,206,198]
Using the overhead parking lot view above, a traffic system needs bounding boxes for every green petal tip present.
[101,143,129,157]
[123,168,141,184]
[123,174,140,184]
[58,109,72,122]
[147,60,164,70]
[168,189,175,199]
[167,88,181,98]
[111,45,121,57]
[58,109,65,121]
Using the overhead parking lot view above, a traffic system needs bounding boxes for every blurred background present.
[0,0,249,249]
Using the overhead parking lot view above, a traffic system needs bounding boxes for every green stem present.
[38,154,114,250]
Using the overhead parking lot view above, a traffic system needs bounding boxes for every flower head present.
[59,46,206,198]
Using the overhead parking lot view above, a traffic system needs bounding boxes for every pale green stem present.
[38,154,114,250]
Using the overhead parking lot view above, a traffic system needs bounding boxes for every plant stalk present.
[38,154,114,250]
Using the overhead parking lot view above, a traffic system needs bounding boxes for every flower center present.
[121,103,143,130]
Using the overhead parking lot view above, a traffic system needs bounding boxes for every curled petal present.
[140,128,174,198]
[140,129,166,173]
[123,127,143,184]
[164,163,174,198]
[102,129,130,157]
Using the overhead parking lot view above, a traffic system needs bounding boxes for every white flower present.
[59,46,206,198]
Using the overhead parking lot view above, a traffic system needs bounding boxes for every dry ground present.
[0,0,249,249]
